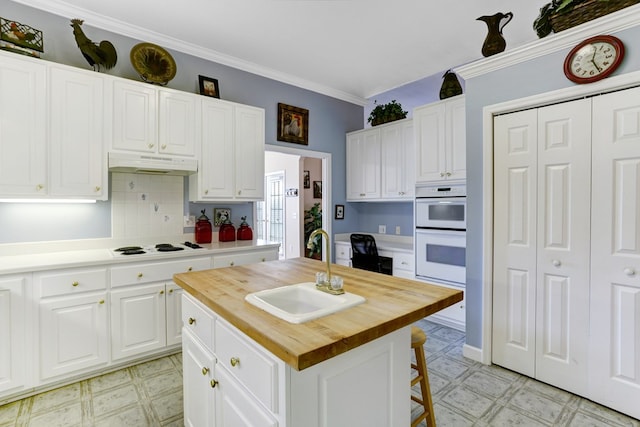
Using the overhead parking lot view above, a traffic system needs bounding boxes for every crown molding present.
[454,5,640,80]
[13,0,368,106]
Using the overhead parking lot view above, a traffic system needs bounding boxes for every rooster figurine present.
[70,19,117,71]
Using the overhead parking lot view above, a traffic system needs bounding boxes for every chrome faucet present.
[307,228,331,281]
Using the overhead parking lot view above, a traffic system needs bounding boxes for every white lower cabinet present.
[0,275,30,395]
[334,241,415,278]
[35,268,109,382]
[110,257,211,361]
[182,292,410,427]
[425,282,465,331]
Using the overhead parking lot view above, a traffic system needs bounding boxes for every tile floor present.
[1,320,639,426]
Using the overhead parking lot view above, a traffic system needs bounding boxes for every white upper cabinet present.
[346,128,380,201]
[49,66,107,200]
[190,99,265,202]
[380,120,415,199]
[346,118,414,201]
[0,51,106,200]
[112,80,197,157]
[414,95,465,183]
[0,53,47,196]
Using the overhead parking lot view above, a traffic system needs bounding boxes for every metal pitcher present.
[477,12,513,57]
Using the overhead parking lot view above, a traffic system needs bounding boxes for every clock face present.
[563,35,625,84]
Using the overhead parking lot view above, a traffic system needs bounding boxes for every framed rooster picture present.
[277,103,309,145]
[0,18,43,53]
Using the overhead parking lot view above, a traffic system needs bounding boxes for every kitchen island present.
[173,257,463,426]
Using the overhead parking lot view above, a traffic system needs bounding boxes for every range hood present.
[108,152,198,176]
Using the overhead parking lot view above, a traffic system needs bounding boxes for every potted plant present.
[304,202,322,259]
[534,0,638,38]
[367,100,408,126]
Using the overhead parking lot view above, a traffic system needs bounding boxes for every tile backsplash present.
[111,173,184,238]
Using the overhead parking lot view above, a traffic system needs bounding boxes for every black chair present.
[350,234,393,275]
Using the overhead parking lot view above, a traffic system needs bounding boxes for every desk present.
[334,233,414,279]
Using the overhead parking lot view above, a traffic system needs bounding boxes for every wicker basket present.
[550,0,640,33]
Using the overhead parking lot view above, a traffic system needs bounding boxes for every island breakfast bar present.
[174,257,463,426]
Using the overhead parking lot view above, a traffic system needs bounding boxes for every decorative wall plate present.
[130,42,176,85]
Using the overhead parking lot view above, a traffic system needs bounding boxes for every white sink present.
[245,282,366,324]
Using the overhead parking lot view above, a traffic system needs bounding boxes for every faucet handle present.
[315,271,327,285]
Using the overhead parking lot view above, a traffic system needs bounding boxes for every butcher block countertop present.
[173,257,463,371]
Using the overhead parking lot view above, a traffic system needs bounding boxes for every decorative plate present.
[130,42,176,85]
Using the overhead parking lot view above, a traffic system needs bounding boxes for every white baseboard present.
[463,343,487,364]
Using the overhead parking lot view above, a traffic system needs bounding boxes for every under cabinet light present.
[0,199,97,204]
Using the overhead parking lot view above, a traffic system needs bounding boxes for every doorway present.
[256,171,285,259]
[264,146,331,261]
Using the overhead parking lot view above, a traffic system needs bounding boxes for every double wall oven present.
[414,184,466,286]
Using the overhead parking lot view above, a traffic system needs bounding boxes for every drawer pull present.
[188,267,193,272]
[137,273,143,278]
[229,261,235,266]
[230,357,240,367]
[201,367,209,375]
[72,281,79,287]
[624,267,636,277]
[210,379,218,388]
[261,258,266,262]
[188,317,196,325]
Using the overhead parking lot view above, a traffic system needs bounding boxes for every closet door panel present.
[492,109,538,377]
[535,99,591,395]
[590,87,640,419]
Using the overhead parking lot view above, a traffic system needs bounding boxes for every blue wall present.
[462,25,640,349]
[0,1,363,244]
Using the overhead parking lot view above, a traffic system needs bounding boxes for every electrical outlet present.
[184,215,195,227]
[379,225,386,234]
[395,226,401,235]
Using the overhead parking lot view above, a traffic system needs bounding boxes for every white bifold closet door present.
[589,87,640,417]
[492,98,591,396]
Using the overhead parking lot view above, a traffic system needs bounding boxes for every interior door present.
[589,87,640,418]
[493,98,591,395]
[257,172,285,258]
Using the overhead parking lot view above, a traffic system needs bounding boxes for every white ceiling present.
[19,0,545,104]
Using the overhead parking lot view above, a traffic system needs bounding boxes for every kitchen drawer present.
[212,250,277,269]
[392,252,414,273]
[111,256,211,287]
[37,267,107,298]
[334,242,351,260]
[215,318,279,412]
[182,294,215,351]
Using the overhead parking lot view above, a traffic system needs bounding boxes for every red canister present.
[194,210,212,244]
[237,216,253,240]
[219,220,236,242]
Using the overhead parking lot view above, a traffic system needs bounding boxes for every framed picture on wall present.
[313,181,322,199]
[198,75,220,98]
[335,204,344,220]
[303,170,310,188]
[277,103,309,145]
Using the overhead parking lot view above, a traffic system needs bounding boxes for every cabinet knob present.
[440,172,445,177]
[159,290,165,295]
[36,184,44,191]
[168,288,174,294]
[99,299,105,304]
[161,144,167,150]
[72,281,79,287]
[188,317,196,325]
[187,267,193,272]
[446,172,452,177]
[552,259,561,267]
[237,190,242,195]
[261,258,266,262]
[204,190,209,195]
[230,357,240,367]
[360,193,365,197]
[624,267,636,277]
[201,366,209,375]
[229,261,235,266]
[94,186,101,192]
[210,379,218,388]
[148,143,155,149]
[137,273,143,278]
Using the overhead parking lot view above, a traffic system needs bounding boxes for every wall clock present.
[563,35,625,84]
